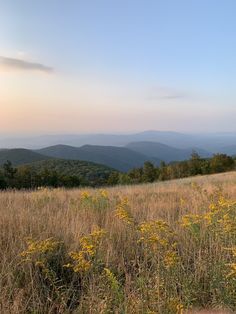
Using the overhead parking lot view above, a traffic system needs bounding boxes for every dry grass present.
[1,171,236,313]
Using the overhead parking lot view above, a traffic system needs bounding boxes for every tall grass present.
[1,172,236,313]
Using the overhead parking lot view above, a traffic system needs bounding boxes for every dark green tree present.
[0,171,7,189]
[3,160,17,187]
[128,167,143,184]
[189,151,202,176]
[142,161,157,183]
[210,154,235,173]
[107,172,120,185]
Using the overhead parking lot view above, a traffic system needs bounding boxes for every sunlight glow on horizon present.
[1,67,236,134]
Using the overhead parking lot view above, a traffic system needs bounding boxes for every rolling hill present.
[37,145,161,172]
[19,159,115,186]
[0,142,212,172]
[126,141,211,163]
[0,148,50,166]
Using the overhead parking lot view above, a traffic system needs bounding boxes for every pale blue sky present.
[0,0,236,134]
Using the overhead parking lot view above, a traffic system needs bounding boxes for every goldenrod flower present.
[99,189,109,198]
[181,214,203,228]
[80,191,91,200]
[164,250,179,269]
[66,228,106,273]
[115,197,134,225]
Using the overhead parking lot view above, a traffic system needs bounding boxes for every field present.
[1,172,236,313]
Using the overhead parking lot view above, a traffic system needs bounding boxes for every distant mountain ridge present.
[37,144,161,172]
[126,141,211,162]
[0,130,236,154]
[0,146,161,173]
[0,145,160,172]
[0,131,191,149]
[0,137,235,173]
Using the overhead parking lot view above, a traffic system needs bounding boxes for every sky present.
[0,0,236,135]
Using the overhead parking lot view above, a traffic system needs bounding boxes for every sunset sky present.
[1,0,236,135]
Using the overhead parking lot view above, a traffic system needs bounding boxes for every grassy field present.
[1,172,236,313]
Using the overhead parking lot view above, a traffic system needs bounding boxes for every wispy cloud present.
[0,56,53,73]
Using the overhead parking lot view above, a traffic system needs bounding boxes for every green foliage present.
[0,171,7,189]
[127,167,143,184]
[142,161,157,183]
[126,154,235,184]
[0,159,115,189]
[0,154,235,190]
[107,171,120,185]
[0,148,50,166]
[3,160,17,179]
[189,150,202,175]
[210,153,235,173]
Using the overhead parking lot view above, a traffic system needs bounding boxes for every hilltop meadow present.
[1,172,236,313]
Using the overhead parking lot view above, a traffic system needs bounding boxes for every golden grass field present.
[1,171,236,313]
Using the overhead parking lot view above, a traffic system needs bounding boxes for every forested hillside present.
[37,144,160,171]
[0,153,234,190]
[0,148,50,166]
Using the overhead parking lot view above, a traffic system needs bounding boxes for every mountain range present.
[0,130,235,172]
[125,142,211,163]
[0,142,212,172]
[37,144,160,172]
[1,130,236,154]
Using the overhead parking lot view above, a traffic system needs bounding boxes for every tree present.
[0,171,7,189]
[159,161,168,181]
[16,166,41,189]
[189,151,202,176]
[142,161,157,183]
[61,175,81,188]
[118,173,131,185]
[107,172,120,185]
[3,160,17,179]
[210,154,235,173]
[128,167,143,184]
[40,168,60,187]
[3,161,17,187]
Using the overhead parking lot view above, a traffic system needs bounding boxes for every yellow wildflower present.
[66,251,92,272]
[99,189,109,198]
[209,203,217,211]
[80,191,91,200]
[167,298,184,314]
[181,214,203,228]
[138,220,176,250]
[115,197,134,225]
[227,263,236,278]
[176,303,184,314]
[164,250,179,269]
[66,228,106,273]
[21,237,60,259]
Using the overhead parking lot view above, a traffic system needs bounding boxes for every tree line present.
[0,161,82,189]
[0,152,235,190]
[108,152,235,185]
